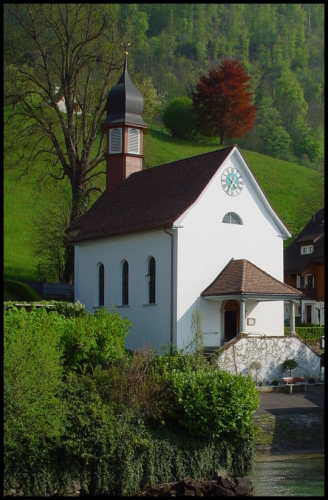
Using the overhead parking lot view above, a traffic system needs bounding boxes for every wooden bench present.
[283,377,306,393]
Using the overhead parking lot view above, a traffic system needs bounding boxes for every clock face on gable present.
[221,167,244,196]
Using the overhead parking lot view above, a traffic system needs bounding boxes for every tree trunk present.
[63,245,75,284]
[62,183,89,284]
[220,132,225,145]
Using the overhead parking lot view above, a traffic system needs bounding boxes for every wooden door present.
[224,300,239,341]
[306,305,312,323]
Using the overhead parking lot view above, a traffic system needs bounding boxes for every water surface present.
[250,454,324,497]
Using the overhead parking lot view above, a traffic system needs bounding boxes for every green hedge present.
[4,300,87,318]
[284,326,325,340]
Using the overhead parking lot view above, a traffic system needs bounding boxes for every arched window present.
[98,264,104,306]
[222,212,243,225]
[148,257,156,304]
[122,260,129,305]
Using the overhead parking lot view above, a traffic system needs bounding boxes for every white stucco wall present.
[174,150,286,349]
[74,229,175,351]
[216,336,321,383]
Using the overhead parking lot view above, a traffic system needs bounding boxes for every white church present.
[68,56,303,353]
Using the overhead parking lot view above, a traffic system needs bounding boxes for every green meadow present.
[4,106,323,283]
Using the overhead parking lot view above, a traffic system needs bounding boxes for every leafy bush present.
[4,306,65,443]
[4,311,257,495]
[284,326,324,340]
[153,343,208,375]
[59,307,131,371]
[166,367,259,438]
[93,351,166,421]
[4,306,65,494]
[50,300,87,318]
[272,379,279,386]
[4,304,130,373]
[308,376,315,383]
[163,97,199,140]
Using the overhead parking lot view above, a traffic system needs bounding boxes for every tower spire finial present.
[121,41,130,71]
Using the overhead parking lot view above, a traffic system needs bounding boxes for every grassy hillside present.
[4,108,323,282]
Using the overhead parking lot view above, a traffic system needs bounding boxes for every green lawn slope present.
[4,108,323,282]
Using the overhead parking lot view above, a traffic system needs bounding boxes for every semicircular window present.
[222,212,243,225]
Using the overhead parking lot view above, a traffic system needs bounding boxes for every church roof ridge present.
[68,146,235,243]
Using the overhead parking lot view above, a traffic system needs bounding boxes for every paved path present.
[255,385,324,416]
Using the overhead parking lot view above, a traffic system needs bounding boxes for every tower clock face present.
[221,167,244,196]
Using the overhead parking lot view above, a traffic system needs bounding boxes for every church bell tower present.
[101,53,149,195]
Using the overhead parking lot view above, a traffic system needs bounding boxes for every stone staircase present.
[203,346,221,361]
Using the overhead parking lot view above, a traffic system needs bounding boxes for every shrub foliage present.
[163,97,199,140]
[4,302,259,495]
[167,368,259,438]
[284,326,325,340]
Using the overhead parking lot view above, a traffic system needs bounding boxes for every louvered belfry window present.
[127,128,140,154]
[109,128,122,154]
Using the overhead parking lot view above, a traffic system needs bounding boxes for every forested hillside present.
[122,4,324,169]
[3,4,324,283]
[4,4,324,168]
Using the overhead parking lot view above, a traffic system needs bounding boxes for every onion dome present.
[103,55,148,127]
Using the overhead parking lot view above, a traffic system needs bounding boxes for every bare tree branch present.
[4,3,125,282]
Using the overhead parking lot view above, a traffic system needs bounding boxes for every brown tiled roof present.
[284,207,324,273]
[202,259,303,297]
[68,146,235,243]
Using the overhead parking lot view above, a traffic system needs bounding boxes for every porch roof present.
[201,258,303,301]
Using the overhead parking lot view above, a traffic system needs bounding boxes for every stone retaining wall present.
[254,412,324,455]
[216,335,320,384]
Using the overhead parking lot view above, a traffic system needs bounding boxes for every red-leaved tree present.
[192,59,257,145]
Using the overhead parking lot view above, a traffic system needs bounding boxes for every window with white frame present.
[304,274,314,289]
[127,128,140,154]
[109,128,122,154]
[301,245,314,255]
[296,275,301,288]
[222,212,243,225]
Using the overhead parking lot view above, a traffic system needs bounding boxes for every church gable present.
[173,147,290,240]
